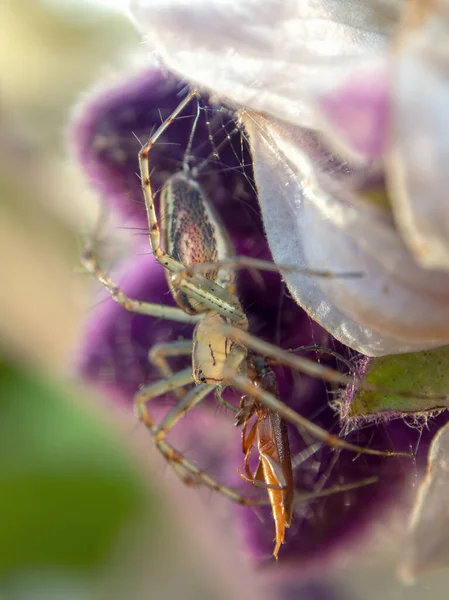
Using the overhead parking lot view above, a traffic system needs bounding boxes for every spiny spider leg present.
[178,255,363,279]
[81,248,200,324]
[223,326,446,418]
[134,364,260,506]
[138,88,198,272]
[148,431,259,506]
[227,366,413,458]
[292,476,378,505]
[148,339,193,399]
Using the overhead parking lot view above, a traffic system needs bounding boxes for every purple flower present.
[71,67,440,578]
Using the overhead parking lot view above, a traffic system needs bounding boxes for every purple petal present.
[315,60,390,163]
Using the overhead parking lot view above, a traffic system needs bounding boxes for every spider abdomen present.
[161,172,235,314]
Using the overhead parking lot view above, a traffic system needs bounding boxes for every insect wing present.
[258,408,294,528]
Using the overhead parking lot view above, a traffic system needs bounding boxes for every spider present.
[81,87,413,556]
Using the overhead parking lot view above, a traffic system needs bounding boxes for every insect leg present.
[240,419,258,481]
[238,418,285,490]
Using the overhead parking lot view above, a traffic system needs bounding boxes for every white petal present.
[389,1,449,269]
[242,111,449,355]
[399,422,449,583]
[130,0,400,128]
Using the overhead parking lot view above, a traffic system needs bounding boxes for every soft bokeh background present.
[0,2,266,599]
[1,1,448,598]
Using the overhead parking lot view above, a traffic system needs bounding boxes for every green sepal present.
[349,346,449,417]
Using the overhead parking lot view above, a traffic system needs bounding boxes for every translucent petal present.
[389,1,449,270]
[399,421,449,582]
[129,0,400,128]
[242,111,449,355]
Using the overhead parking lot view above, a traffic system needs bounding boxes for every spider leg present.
[153,383,215,442]
[138,88,199,273]
[134,367,194,427]
[225,368,412,458]
[134,370,261,506]
[81,248,200,323]
[178,255,362,280]
[154,436,261,506]
[149,339,193,400]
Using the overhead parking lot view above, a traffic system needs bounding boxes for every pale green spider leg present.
[223,324,445,442]
[135,358,378,508]
[225,358,414,458]
[178,255,364,280]
[138,88,199,274]
[148,339,193,400]
[134,369,259,505]
[81,248,201,324]
[149,339,193,379]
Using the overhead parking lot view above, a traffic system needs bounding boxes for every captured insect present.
[235,353,294,559]
[82,86,414,559]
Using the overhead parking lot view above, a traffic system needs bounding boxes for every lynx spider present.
[82,88,412,516]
